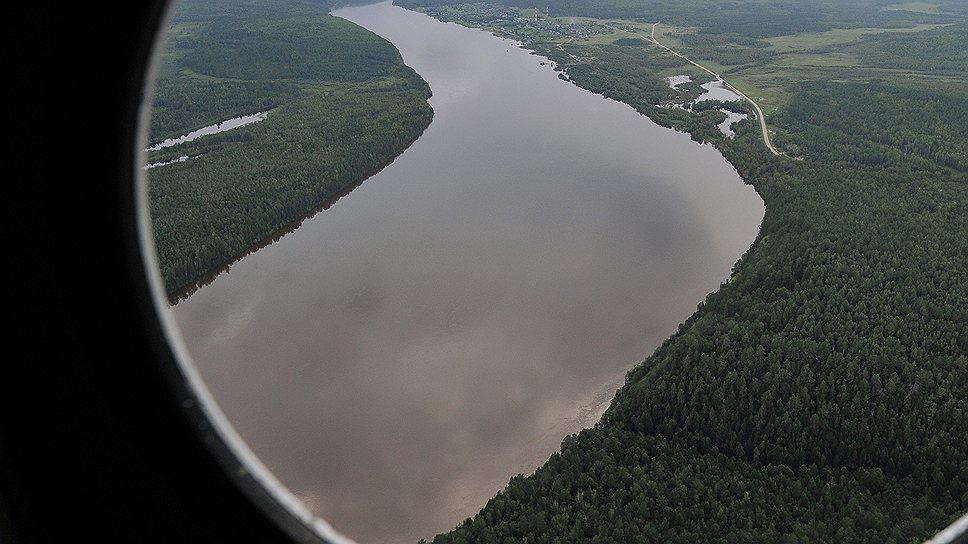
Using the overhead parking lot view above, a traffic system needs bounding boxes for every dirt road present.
[607,22,782,156]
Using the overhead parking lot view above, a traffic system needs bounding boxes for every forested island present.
[386,0,968,542]
[145,0,433,300]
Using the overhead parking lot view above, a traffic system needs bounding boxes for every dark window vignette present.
[8,3,966,544]
[4,3,329,543]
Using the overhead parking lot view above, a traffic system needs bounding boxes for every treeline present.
[775,80,968,173]
[435,81,968,542]
[859,23,968,75]
[148,78,299,143]
[431,77,967,543]
[146,0,434,297]
[427,428,957,543]
[693,99,750,115]
[677,33,775,67]
[407,1,967,542]
[396,0,949,36]
[529,41,731,144]
[179,14,410,82]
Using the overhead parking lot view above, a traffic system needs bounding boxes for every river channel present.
[166,2,764,542]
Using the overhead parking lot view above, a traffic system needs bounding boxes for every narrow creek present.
[147,111,267,151]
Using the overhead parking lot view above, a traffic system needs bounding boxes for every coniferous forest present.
[145,0,433,298]
[393,1,967,542]
[145,0,966,541]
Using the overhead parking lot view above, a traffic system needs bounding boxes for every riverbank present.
[393,3,967,542]
[145,1,434,298]
[171,3,763,542]
[644,22,782,156]
[164,123,431,304]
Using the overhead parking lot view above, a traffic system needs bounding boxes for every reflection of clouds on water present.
[344,282,386,316]
[171,3,763,544]
[699,80,744,101]
[697,81,748,137]
[209,301,255,346]
[718,110,748,137]
[665,75,749,136]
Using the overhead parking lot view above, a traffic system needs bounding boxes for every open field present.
[881,1,943,13]
[655,21,963,113]
[407,1,963,146]
[764,23,950,52]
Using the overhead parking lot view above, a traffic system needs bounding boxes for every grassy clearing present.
[574,29,635,44]
[881,1,942,14]
[722,75,789,115]
[774,52,863,68]
[652,25,697,49]
[644,19,959,115]
[407,5,962,123]
[764,23,950,52]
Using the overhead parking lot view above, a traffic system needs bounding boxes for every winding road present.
[608,22,782,156]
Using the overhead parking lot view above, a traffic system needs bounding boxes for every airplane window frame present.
[8,2,964,543]
[132,2,354,541]
[4,2,334,543]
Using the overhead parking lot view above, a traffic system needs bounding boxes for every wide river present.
[167,2,764,543]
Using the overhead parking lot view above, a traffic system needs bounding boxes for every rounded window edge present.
[110,3,968,544]
[130,2,354,543]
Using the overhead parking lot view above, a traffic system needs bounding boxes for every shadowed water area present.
[166,2,764,542]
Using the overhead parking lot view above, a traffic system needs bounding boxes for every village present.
[415,2,601,44]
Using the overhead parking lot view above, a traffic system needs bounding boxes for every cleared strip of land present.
[610,21,782,156]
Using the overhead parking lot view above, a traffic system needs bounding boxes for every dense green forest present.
[397,0,955,35]
[401,1,967,542]
[145,0,433,297]
[859,22,968,74]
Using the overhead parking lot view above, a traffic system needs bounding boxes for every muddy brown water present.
[162,2,764,542]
